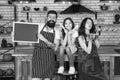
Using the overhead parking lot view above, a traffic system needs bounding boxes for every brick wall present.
[0,0,120,45]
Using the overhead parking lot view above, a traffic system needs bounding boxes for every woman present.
[57,17,78,74]
[77,17,106,80]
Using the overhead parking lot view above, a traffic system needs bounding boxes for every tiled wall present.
[0,0,120,45]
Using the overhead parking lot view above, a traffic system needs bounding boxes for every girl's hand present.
[64,30,68,34]
[68,30,73,35]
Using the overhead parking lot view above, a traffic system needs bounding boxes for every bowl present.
[23,6,30,11]
[100,4,109,11]
[34,8,40,11]
[0,26,4,34]
[0,15,3,19]
[3,54,13,61]
[5,27,13,34]
[5,68,14,76]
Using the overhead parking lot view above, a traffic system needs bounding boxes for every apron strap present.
[40,24,47,33]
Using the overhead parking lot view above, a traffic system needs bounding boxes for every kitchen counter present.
[12,45,120,80]
[12,46,34,56]
[12,45,120,56]
[98,45,120,56]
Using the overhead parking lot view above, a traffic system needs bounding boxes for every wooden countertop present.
[98,45,120,56]
[12,45,120,57]
[12,46,34,56]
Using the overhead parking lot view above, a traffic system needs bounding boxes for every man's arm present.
[38,33,54,47]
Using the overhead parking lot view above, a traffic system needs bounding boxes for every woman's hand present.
[89,33,99,41]
[86,35,92,42]
[89,34,96,40]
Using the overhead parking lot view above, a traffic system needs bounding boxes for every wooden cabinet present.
[14,56,32,80]
[13,48,33,80]
[0,48,15,80]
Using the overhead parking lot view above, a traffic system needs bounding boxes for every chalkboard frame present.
[12,22,40,43]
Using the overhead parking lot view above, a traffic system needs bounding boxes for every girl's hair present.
[78,17,96,37]
[62,17,75,39]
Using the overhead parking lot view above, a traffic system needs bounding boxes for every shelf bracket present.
[95,12,97,20]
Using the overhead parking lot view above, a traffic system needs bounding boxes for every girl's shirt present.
[64,29,78,38]
[60,25,78,41]
[60,26,78,54]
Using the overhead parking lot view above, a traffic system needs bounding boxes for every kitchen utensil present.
[113,14,120,24]
[23,6,30,11]
[34,8,40,11]
[0,21,13,34]
[5,68,14,76]
[114,49,120,54]
[114,14,120,22]
[5,26,13,34]
[0,14,3,19]
[7,43,13,47]
[119,6,120,11]
[100,4,109,10]
[1,38,7,48]
[0,26,4,34]
[0,69,5,76]
[43,6,48,11]
[3,53,13,61]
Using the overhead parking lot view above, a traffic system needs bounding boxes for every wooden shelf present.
[0,76,15,78]
[0,61,14,64]
[95,10,120,13]
[96,24,120,27]
[21,11,47,13]
[0,4,14,6]
[21,10,61,13]
[0,34,11,37]
[0,19,14,21]
[0,59,15,63]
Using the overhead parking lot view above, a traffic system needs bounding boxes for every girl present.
[57,17,78,74]
[77,17,106,80]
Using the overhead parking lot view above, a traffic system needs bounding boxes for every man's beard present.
[46,20,56,28]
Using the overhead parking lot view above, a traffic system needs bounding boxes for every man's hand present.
[47,42,55,49]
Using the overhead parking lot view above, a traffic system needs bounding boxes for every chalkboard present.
[12,22,40,43]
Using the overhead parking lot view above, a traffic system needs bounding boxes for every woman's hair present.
[62,17,75,39]
[78,17,96,37]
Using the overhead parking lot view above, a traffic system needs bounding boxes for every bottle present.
[1,38,7,48]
